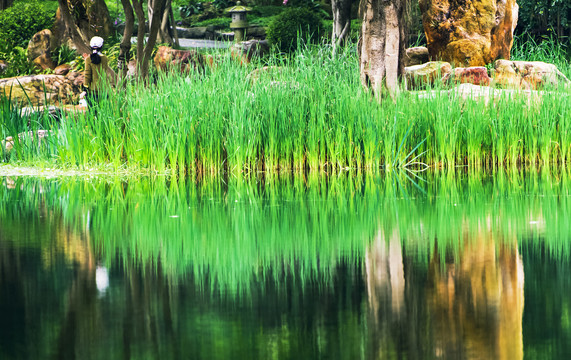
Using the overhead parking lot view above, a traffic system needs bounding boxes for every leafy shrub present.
[266,7,323,53]
[0,1,55,49]
[0,43,36,78]
[193,17,232,29]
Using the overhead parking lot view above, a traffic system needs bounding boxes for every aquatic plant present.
[2,42,570,173]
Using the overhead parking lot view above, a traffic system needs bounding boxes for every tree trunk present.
[0,0,14,11]
[140,0,166,79]
[332,0,353,47]
[118,0,135,81]
[54,0,113,52]
[158,0,174,45]
[359,0,408,100]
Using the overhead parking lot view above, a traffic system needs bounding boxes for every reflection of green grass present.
[4,170,571,286]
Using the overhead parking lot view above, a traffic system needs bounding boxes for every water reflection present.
[0,171,570,359]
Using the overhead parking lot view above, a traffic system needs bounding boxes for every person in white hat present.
[83,36,110,107]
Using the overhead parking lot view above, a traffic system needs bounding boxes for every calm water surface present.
[1,172,570,359]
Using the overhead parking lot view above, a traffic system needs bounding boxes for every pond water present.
[1,171,570,359]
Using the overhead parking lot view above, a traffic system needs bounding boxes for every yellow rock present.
[419,0,519,66]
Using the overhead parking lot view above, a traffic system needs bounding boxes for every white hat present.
[90,36,104,48]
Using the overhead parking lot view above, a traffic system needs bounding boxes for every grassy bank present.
[1,43,570,174]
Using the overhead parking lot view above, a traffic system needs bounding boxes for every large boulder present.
[0,72,83,106]
[419,0,518,67]
[494,60,571,89]
[27,29,56,70]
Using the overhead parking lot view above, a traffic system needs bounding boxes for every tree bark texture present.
[140,0,166,79]
[332,0,353,46]
[53,0,113,53]
[118,0,135,81]
[359,0,408,99]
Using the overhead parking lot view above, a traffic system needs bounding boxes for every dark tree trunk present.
[54,0,113,53]
[140,0,166,79]
[359,0,408,100]
[0,0,14,11]
[332,0,353,47]
[118,0,135,81]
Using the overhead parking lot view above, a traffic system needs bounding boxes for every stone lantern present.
[227,1,251,42]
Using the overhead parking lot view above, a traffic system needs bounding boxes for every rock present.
[0,74,83,106]
[419,0,518,67]
[246,26,266,39]
[153,46,208,73]
[246,66,283,84]
[494,60,571,89]
[54,64,72,76]
[231,40,270,64]
[445,66,491,86]
[415,83,547,106]
[0,60,7,75]
[27,29,54,64]
[32,53,56,71]
[404,61,452,89]
[66,71,85,87]
[176,26,208,39]
[404,47,429,67]
[2,130,53,153]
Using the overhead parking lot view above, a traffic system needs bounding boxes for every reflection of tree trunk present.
[428,232,524,360]
[365,228,405,318]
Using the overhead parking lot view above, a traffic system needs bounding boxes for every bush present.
[0,1,55,49]
[266,7,323,53]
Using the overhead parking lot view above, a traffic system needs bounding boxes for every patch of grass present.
[2,42,570,173]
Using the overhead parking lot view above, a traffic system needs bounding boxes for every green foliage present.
[0,44,36,78]
[517,0,570,40]
[0,1,54,49]
[193,16,232,28]
[266,7,323,53]
[511,34,571,78]
[52,45,77,66]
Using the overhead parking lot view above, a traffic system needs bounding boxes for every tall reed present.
[2,42,570,173]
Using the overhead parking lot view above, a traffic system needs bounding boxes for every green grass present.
[2,42,571,173]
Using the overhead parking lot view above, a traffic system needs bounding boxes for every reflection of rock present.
[419,0,518,66]
[428,233,524,360]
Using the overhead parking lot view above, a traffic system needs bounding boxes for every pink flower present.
[283,0,288,5]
